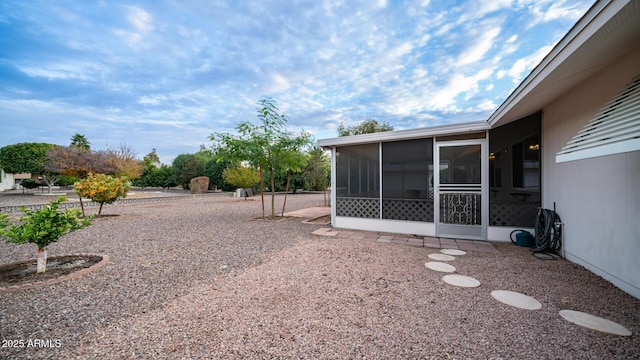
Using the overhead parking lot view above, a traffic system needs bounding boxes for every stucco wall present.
[542,46,640,298]
[0,170,15,192]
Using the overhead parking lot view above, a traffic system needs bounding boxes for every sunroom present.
[318,113,541,242]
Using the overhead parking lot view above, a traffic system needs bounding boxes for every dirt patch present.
[0,255,104,288]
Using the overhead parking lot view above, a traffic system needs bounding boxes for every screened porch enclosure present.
[333,114,541,238]
[336,140,435,222]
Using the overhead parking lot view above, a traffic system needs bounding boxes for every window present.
[382,139,434,221]
[512,134,540,190]
[336,143,379,198]
[335,144,380,218]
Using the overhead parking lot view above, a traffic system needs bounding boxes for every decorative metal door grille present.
[336,198,380,218]
[440,193,481,225]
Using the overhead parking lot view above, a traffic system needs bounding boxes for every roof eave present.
[317,121,490,147]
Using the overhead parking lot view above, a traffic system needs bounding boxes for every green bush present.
[57,175,80,187]
[0,197,92,252]
[222,166,260,190]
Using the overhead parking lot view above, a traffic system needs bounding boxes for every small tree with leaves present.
[211,97,311,218]
[0,197,93,273]
[74,173,130,216]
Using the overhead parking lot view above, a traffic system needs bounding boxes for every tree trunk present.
[259,162,265,219]
[281,170,291,217]
[270,167,276,219]
[98,203,104,216]
[323,171,327,207]
[43,175,53,194]
[79,197,86,217]
[37,249,47,273]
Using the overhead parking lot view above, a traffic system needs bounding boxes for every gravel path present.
[1,193,638,359]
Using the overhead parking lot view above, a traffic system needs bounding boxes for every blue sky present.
[0,0,594,164]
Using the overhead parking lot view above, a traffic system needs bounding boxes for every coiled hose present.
[532,208,562,259]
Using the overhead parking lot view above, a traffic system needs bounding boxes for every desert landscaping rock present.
[189,176,210,194]
[0,192,638,358]
[428,253,456,261]
[442,274,481,288]
[425,261,456,273]
[491,290,542,310]
[559,310,633,336]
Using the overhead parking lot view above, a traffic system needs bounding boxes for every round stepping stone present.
[442,274,480,288]
[440,249,466,256]
[428,253,456,261]
[425,262,456,273]
[491,290,542,310]
[559,310,632,336]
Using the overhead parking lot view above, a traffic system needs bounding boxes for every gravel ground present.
[0,193,638,359]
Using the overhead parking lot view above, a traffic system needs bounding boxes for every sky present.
[0,0,594,164]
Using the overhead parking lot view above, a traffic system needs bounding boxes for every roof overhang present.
[317,120,490,147]
[488,0,640,127]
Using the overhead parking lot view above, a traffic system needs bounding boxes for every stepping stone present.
[441,249,466,256]
[428,253,456,261]
[491,290,542,310]
[559,310,632,336]
[425,262,456,273]
[442,274,480,288]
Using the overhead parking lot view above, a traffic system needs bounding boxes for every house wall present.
[0,169,15,191]
[542,46,640,298]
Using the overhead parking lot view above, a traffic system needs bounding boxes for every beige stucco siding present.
[542,46,640,298]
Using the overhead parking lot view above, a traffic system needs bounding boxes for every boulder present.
[189,176,209,194]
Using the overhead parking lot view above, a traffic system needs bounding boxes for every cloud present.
[113,6,154,49]
[0,0,595,163]
[127,6,153,33]
[506,44,553,83]
[526,0,589,27]
[457,26,501,65]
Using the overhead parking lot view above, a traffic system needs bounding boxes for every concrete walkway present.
[311,227,498,253]
[283,206,497,253]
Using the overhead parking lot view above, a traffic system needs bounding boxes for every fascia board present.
[317,121,490,147]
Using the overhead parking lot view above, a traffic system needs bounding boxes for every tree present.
[46,144,142,180]
[172,154,206,189]
[0,142,59,193]
[0,197,92,273]
[144,148,160,165]
[46,146,110,178]
[222,166,260,198]
[211,96,311,218]
[134,149,163,188]
[102,144,142,180]
[303,146,330,191]
[204,157,233,191]
[337,118,394,136]
[74,173,130,216]
[70,133,91,150]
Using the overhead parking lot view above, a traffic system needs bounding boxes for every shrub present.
[222,166,260,190]
[57,175,80,187]
[74,173,130,216]
[0,197,92,273]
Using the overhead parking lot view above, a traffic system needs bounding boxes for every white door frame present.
[434,139,488,240]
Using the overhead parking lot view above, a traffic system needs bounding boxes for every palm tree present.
[70,133,91,150]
